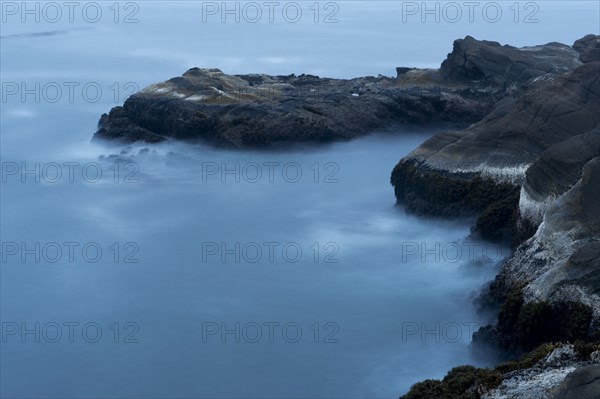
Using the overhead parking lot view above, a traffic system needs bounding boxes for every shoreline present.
[94,34,600,398]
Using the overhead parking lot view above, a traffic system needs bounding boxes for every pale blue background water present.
[1,1,599,397]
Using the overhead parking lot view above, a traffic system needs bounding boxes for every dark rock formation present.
[484,157,600,322]
[393,61,599,187]
[91,34,600,397]
[392,59,599,244]
[396,67,416,77]
[574,34,600,63]
[401,343,600,399]
[391,35,600,394]
[94,36,590,149]
[94,68,492,148]
[439,35,581,86]
[474,289,596,353]
[522,128,600,225]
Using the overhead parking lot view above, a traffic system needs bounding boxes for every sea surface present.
[1,1,598,397]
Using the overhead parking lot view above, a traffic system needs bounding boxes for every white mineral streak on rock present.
[424,159,531,184]
[185,94,207,101]
[519,187,556,226]
[141,83,186,98]
[141,83,170,94]
[483,367,576,399]
[479,165,530,184]
[503,221,574,292]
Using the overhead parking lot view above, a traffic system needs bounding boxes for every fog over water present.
[1,1,598,397]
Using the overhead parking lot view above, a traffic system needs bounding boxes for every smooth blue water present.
[1,2,598,397]
[2,132,506,397]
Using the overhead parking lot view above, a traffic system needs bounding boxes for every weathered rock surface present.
[484,346,600,399]
[91,34,600,397]
[391,59,599,245]
[491,157,600,320]
[94,68,491,148]
[520,128,600,225]
[402,344,600,399]
[94,36,591,149]
[473,154,600,354]
[574,34,600,63]
[393,61,599,187]
[440,35,581,86]
[390,34,600,374]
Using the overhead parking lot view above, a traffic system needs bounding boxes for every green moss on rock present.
[401,366,503,399]
[390,160,521,243]
[476,288,595,352]
[494,343,560,374]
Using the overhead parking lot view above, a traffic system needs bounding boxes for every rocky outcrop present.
[480,157,600,351]
[94,68,492,148]
[439,35,581,86]
[573,34,600,63]
[513,156,600,304]
[520,128,600,225]
[391,35,600,392]
[393,61,599,187]
[90,34,600,396]
[401,343,600,399]
[94,36,589,149]
[392,60,599,244]
[484,345,600,399]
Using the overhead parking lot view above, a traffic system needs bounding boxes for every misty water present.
[2,131,506,397]
[2,2,598,398]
